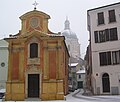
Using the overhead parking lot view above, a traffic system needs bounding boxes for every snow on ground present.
[1,89,120,102]
[29,92,120,102]
[42,89,120,102]
[75,89,120,102]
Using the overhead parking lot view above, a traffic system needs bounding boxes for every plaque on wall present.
[30,17,39,28]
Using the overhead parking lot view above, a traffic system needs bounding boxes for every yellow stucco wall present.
[41,81,64,100]
[5,82,24,101]
[5,9,69,101]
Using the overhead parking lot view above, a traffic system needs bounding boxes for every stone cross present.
[33,1,39,10]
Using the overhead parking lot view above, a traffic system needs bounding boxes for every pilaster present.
[7,41,13,81]
[57,41,62,79]
[19,43,25,81]
[43,41,49,79]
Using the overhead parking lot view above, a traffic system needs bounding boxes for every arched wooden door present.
[102,73,110,93]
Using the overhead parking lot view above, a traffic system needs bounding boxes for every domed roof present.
[62,29,77,39]
[61,18,77,39]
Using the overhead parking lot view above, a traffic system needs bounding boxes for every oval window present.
[1,62,5,67]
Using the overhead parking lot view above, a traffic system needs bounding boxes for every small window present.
[97,12,104,25]
[79,75,81,79]
[100,52,107,66]
[105,29,110,41]
[99,30,106,42]
[109,10,116,23]
[112,51,120,64]
[94,31,99,43]
[1,62,5,67]
[110,28,118,41]
[99,51,111,66]
[30,43,38,58]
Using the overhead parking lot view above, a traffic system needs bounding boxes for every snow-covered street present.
[68,89,120,102]
[1,89,120,102]
[64,89,120,102]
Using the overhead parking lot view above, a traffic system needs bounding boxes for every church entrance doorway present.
[28,74,39,97]
[102,73,110,93]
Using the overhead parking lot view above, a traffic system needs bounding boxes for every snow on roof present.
[0,89,6,93]
[76,69,85,74]
[0,39,8,47]
[69,63,78,67]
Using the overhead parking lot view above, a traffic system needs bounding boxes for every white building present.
[87,2,120,95]
[69,63,78,91]
[0,39,8,89]
[61,18,80,59]
[76,67,85,89]
[61,18,85,92]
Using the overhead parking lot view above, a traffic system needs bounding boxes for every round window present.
[1,62,5,67]
[30,17,39,28]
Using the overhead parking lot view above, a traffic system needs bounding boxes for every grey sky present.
[0,0,120,58]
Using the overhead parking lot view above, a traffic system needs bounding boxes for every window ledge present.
[97,23,105,26]
[27,58,40,65]
[108,21,117,24]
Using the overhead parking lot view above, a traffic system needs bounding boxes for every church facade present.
[5,9,69,101]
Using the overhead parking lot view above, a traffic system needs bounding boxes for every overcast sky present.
[0,0,120,58]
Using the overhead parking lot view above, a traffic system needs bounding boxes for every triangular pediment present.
[19,9,53,36]
[20,9,50,20]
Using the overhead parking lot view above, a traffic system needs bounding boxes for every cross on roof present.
[33,1,39,10]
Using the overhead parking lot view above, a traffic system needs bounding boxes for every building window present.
[30,43,38,58]
[105,29,110,41]
[72,73,76,79]
[1,62,5,67]
[99,50,120,66]
[108,10,116,23]
[79,75,81,79]
[99,30,106,42]
[112,51,120,65]
[99,51,111,66]
[97,12,104,25]
[94,27,118,43]
[110,28,118,41]
[94,31,99,43]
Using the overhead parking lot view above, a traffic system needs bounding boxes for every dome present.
[61,18,77,39]
[62,29,77,39]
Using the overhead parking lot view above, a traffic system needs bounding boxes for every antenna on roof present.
[33,1,39,10]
